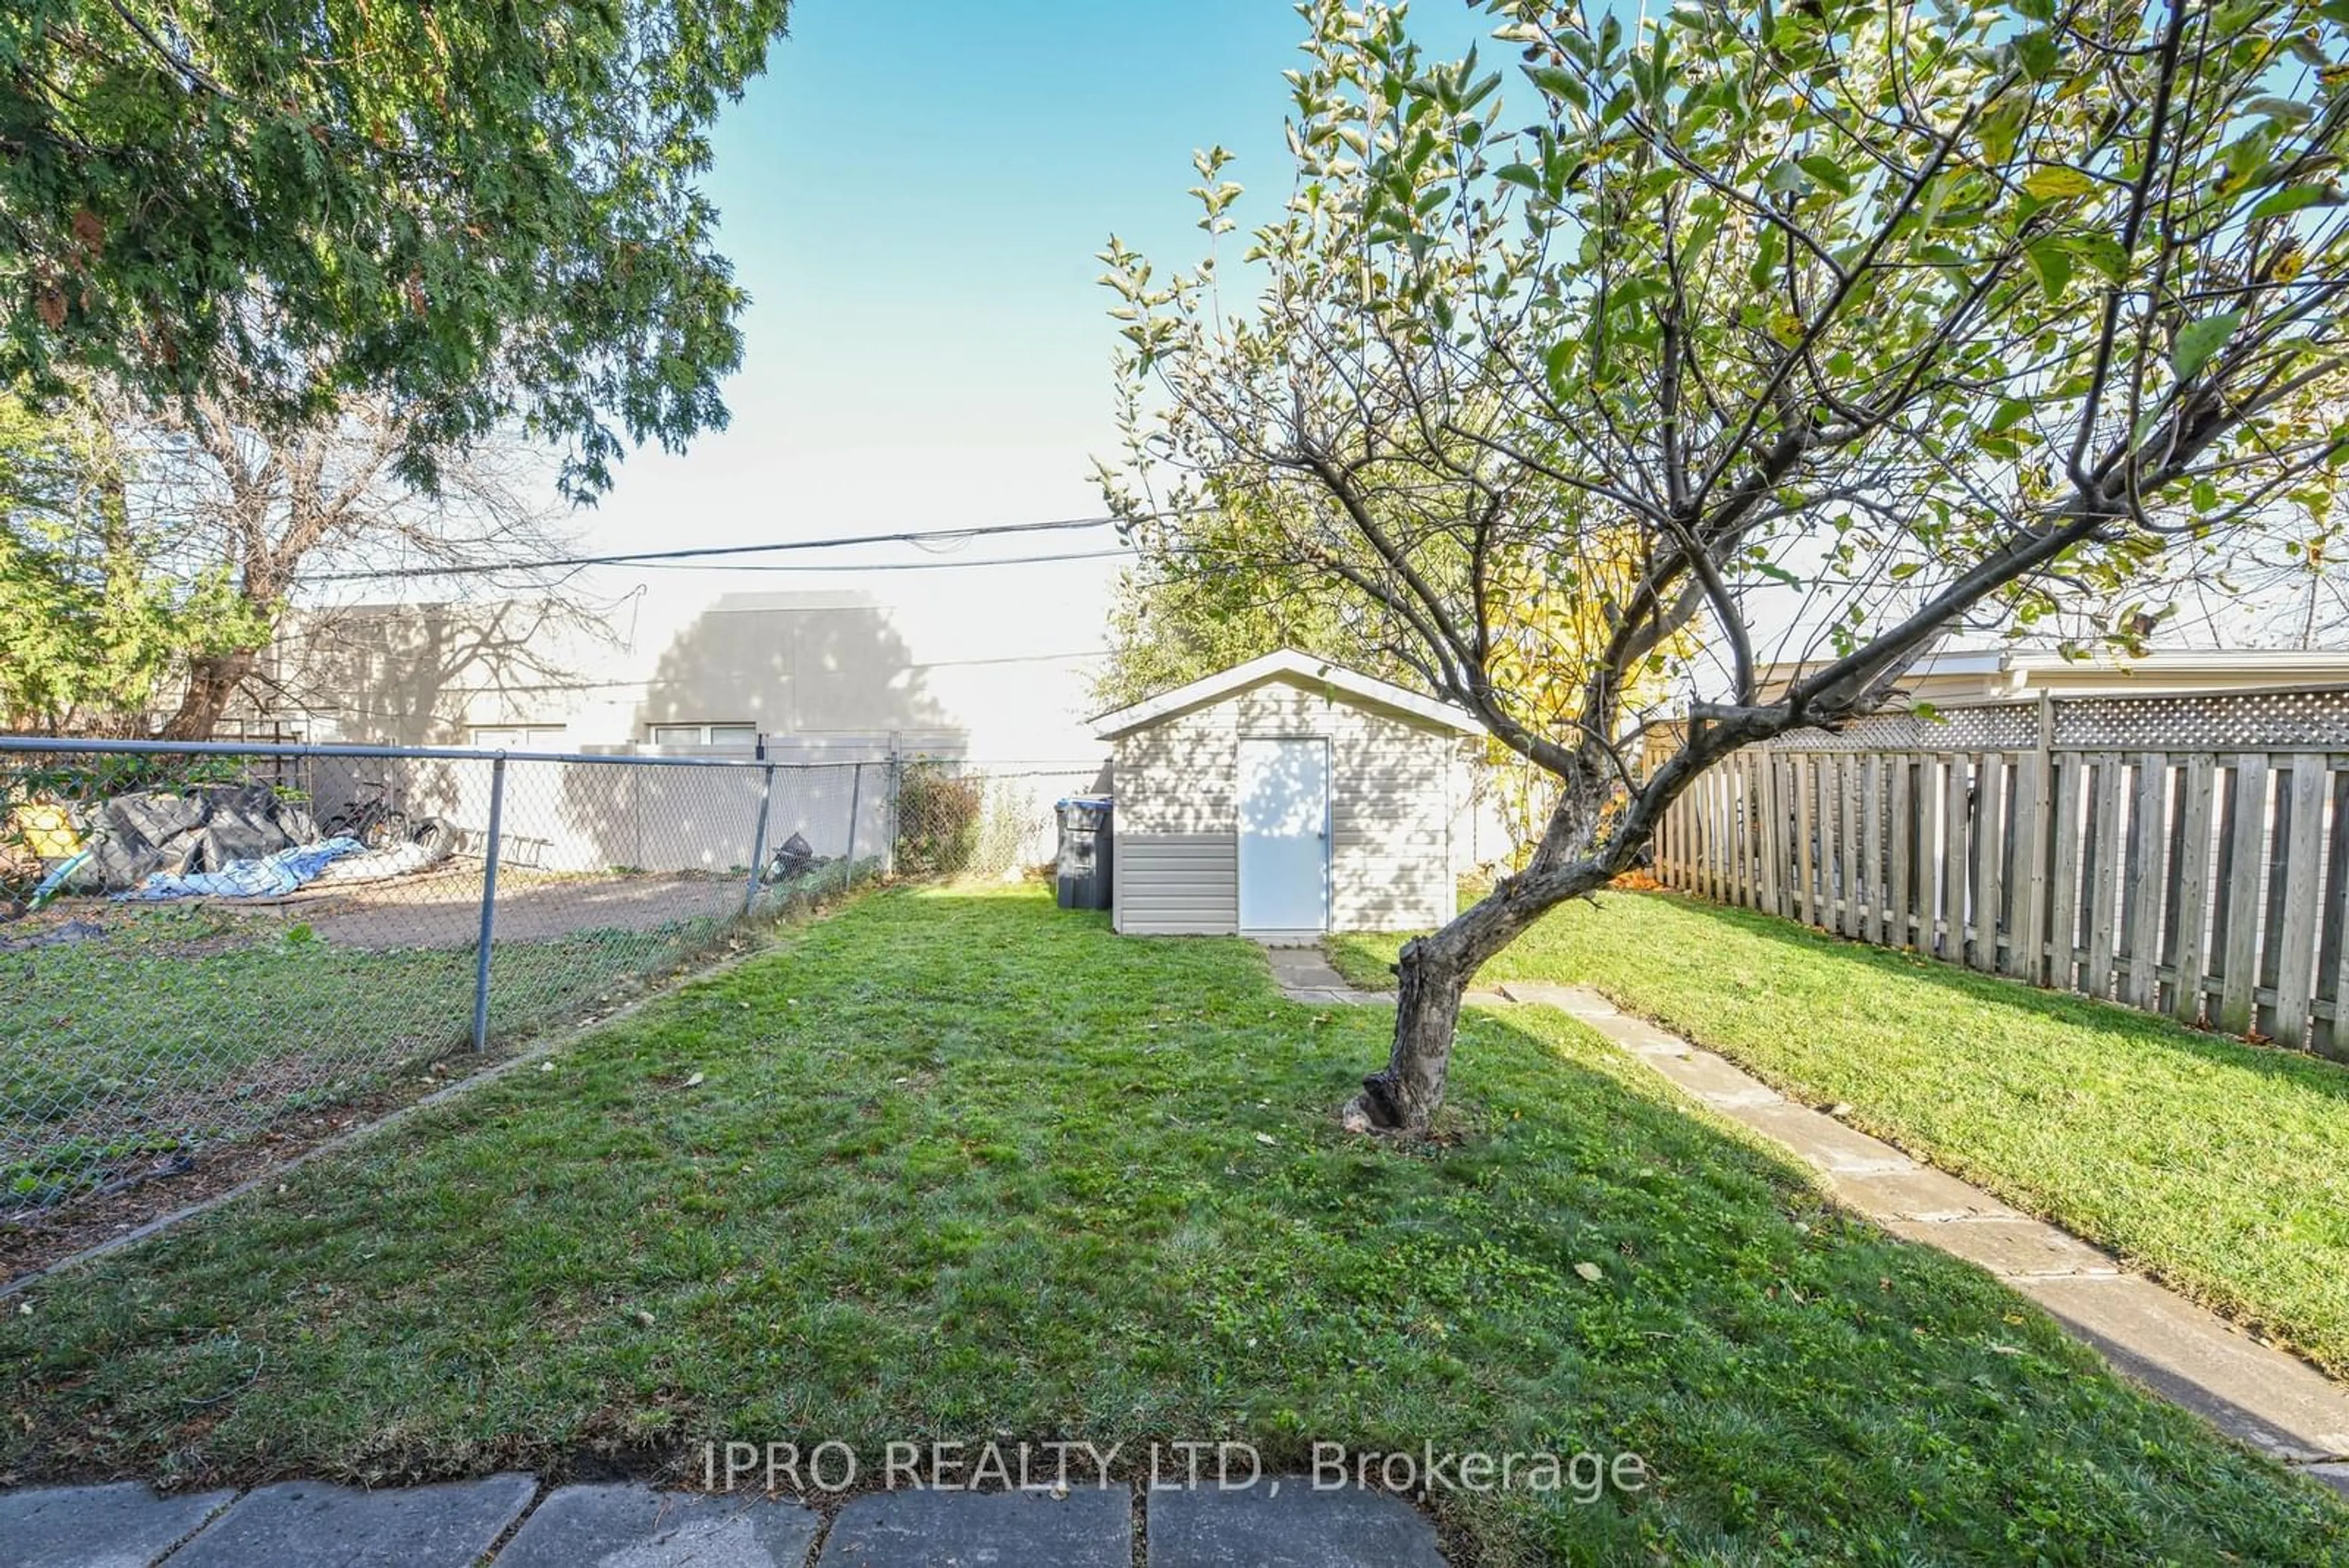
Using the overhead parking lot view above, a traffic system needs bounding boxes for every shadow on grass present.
[1329,890,2349,1385]
[0,888,2337,1564]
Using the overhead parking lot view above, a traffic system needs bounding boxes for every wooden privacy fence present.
[1652,687,2349,1058]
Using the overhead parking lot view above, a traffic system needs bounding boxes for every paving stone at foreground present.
[1642,1048,1783,1107]
[1825,1164,2019,1223]
[1265,951,1354,989]
[2017,1275,2349,1463]
[1494,981,1619,1018]
[1146,1483,1444,1568]
[0,1482,234,1568]
[1574,1013,1693,1057]
[1715,1101,1913,1175]
[1286,986,1396,1006]
[495,1484,819,1568]
[168,1474,536,1568]
[1885,1216,2120,1279]
[818,1488,1129,1568]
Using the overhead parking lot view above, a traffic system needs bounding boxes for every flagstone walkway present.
[0,1476,1441,1568]
[1267,948,2349,1498]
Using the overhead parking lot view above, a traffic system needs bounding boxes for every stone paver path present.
[1265,950,2349,1498]
[0,1479,1441,1568]
[1261,945,1510,1009]
[1260,944,1398,1005]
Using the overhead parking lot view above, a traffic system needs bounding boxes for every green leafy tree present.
[0,390,256,732]
[1104,0,2349,1136]
[2,0,790,497]
[1094,497,1419,710]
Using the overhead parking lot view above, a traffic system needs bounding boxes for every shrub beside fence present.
[1653,687,2349,1058]
[0,739,1099,1216]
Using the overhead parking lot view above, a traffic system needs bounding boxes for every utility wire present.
[626,547,1135,573]
[306,515,1123,582]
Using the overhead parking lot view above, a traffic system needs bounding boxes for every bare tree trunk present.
[160,650,258,741]
[1344,861,1608,1135]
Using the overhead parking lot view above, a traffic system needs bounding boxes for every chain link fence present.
[0,739,1102,1216]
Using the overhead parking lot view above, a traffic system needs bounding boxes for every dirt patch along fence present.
[0,737,1093,1218]
[1653,687,2349,1058]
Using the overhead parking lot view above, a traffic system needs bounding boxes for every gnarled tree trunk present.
[1346,757,1630,1137]
[1345,861,1609,1136]
[1345,723,1761,1139]
[160,650,259,741]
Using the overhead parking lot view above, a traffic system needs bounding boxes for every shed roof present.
[1088,649,1486,741]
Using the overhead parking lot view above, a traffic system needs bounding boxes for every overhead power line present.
[307,514,1124,583]
[629,547,1135,573]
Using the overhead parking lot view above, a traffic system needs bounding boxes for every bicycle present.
[324,778,455,855]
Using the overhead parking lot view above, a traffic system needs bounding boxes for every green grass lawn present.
[1,904,733,1203]
[1,891,2339,1561]
[1330,890,2349,1388]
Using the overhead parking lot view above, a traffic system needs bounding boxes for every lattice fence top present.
[1764,705,2039,752]
[2050,687,2349,749]
[1756,685,2349,753]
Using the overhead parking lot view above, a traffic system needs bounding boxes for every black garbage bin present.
[1055,796,1114,911]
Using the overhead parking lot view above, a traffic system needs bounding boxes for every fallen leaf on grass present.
[1573,1261,1604,1283]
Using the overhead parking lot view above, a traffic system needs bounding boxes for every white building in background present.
[257,590,1110,770]
[1755,646,2349,706]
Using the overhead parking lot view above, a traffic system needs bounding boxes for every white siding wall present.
[1112,699,1241,934]
[1111,675,1458,935]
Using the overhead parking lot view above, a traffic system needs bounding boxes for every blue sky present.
[573,2,1494,535]
[543,2,1497,757]
[699,1,1314,458]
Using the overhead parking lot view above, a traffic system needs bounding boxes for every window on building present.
[647,723,758,749]
[471,724,568,750]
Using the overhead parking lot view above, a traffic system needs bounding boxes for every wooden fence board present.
[2167,756,2216,1025]
[1816,756,1833,934]
[2122,754,2169,1008]
[2047,755,2084,990]
[1859,754,1883,944]
[1652,719,2343,1060]
[1796,756,1817,927]
[1889,756,1913,950]
[1705,767,1723,902]
[1971,755,2003,971]
[2324,764,2349,1061]
[2271,755,2328,1049]
[1942,754,1970,964]
[2084,756,2122,998]
[1738,754,1758,907]
[2216,756,2269,1036]
[1701,766,1719,902]
[1839,755,1862,938]
[2012,751,2046,983]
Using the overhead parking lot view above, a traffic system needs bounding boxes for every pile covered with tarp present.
[115,837,365,901]
[65,784,322,894]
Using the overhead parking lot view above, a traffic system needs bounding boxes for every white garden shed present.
[1090,650,1486,937]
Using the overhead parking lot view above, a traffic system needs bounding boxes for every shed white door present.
[1238,737,1329,931]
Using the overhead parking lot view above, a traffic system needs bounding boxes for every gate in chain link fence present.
[0,738,1102,1214]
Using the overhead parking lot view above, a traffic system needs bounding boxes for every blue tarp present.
[113,837,366,902]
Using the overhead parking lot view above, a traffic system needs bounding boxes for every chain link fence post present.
[469,752,509,1052]
[883,746,904,877]
[845,762,864,868]
[743,762,776,916]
